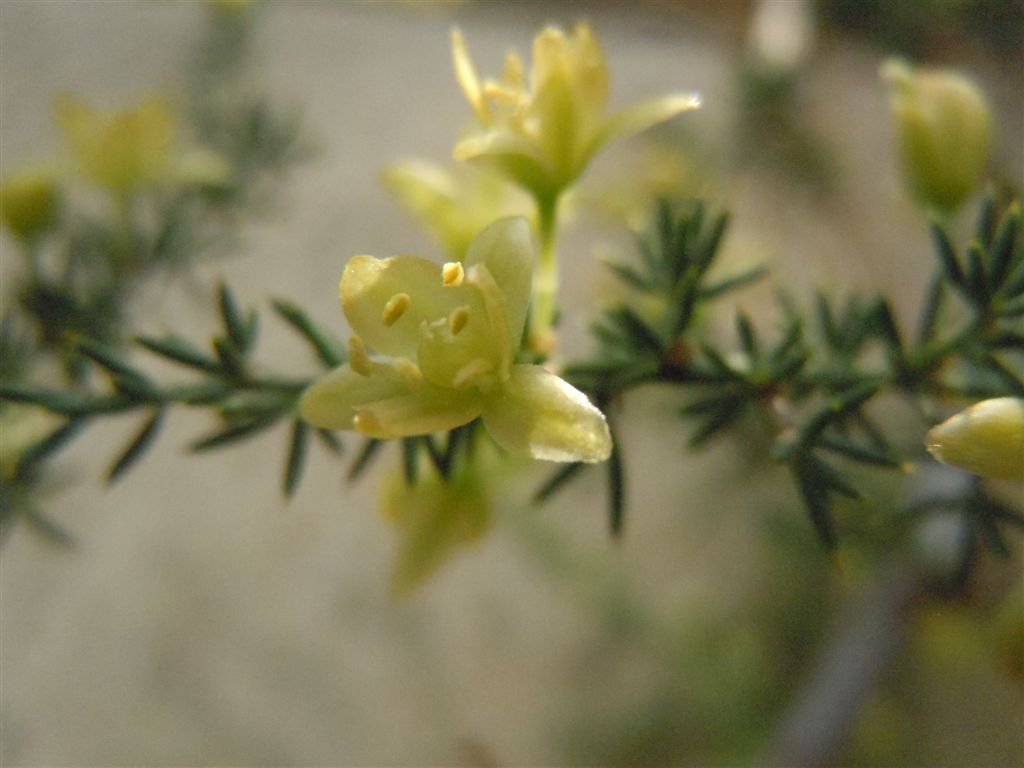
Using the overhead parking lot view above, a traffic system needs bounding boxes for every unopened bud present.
[1,169,59,240]
[926,397,1024,481]
[881,59,992,216]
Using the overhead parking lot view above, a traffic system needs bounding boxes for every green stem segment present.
[528,191,562,356]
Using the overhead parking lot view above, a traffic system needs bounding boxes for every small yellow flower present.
[382,160,530,260]
[299,217,612,463]
[380,463,490,596]
[452,23,700,199]
[881,59,991,216]
[926,397,1024,481]
[56,94,177,196]
[1,168,59,240]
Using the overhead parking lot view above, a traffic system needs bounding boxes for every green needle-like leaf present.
[283,419,310,498]
[191,412,282,452]
[272,299,344,368]
[107,407,166,484]
[136,333,222,373]
[930,220,966,289]
[533,461,587,504]
[348,437,383,482]
[218,283,249,353]
[16,416,90,470]
[607,422,625,537]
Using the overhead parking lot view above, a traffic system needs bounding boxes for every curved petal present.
[569,22,609,118]
[463,217,534,352]
[452,29,490,122]
[341,254,484,357]
[481,364,611,463]
[381,466,490,597]
[354,385,484,439]
[453,131,553,195]
[298,365,408,430]
[593,92,701,156]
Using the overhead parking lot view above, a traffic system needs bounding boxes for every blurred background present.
[1,1,1021,765]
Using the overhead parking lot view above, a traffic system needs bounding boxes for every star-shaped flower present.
[451,22,700,200]
[299,217,612,463]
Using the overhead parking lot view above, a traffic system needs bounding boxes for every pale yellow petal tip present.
[678,92,703,111]
[572,418,613,464]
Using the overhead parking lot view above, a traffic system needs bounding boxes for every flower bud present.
[926,397,1024,481]
[0,169,60,241]
[881,59,991,216]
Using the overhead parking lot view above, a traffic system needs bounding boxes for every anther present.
[348,335,372,376]
[448,305,471,335]
[452,357,493,388]
[381,293,410,326]
[393,357,423,384]
[442,262,465,287]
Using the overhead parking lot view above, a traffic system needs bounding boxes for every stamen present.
[452,357,494,388]
[348,335,372,376]
[448,305,471,335]
[393,357,423,384]
[381,292,410,326]
[442,262,465,287]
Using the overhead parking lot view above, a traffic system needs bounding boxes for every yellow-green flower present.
[452,22,700,200]
[380,462,490,596]
[382,159,530,260]
[57,94,177,196]
[881,59,991,216]
[56,94,230,199]
[299,217,612,463]
[1,168,59,240]
[926,397,1024,481]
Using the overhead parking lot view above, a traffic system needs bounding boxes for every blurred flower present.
[451,22,700,201]
[0,168,60,241]
[747,0,816,74]
[56,94,230,198]
[926,397,1024,481]
[380,462,490,596]
[880,59,991,216]
[299,217,611,463]
[57,94,176,196]
[174,147,233,188]
[382,159,530,260]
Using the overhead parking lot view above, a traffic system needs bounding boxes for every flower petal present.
[594,92,701,155]
[481,364,611,462]
[381,465,490,597]
[569,22,609,118]
[453,131,553,195]
[298,365,408,430]
[452,29,490,123]
[463,217,534,351]
[341,254,483,358]
[354,386,484,439]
